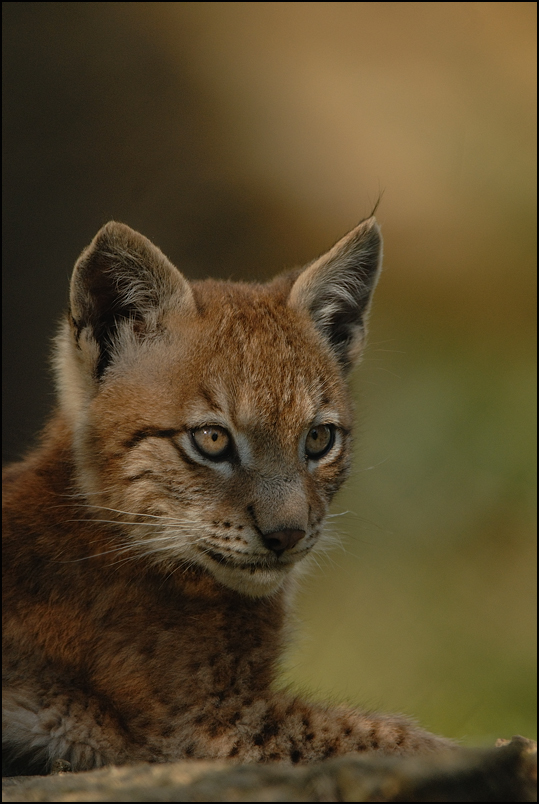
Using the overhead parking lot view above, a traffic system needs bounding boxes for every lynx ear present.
[69,221,196,378]
[288,217,382,371]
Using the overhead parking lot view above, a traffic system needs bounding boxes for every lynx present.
[2,218,454,774]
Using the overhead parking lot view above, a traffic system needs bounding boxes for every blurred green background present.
[3,3,536,744]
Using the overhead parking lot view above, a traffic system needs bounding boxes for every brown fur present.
[2,219,454,774]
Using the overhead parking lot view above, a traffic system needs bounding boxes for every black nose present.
[262,529,306,556]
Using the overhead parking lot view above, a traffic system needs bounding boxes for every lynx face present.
[56,219,381,596]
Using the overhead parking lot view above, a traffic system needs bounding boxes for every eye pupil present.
[211,433,218,442]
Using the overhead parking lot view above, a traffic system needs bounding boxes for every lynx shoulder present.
[2,218,453,774]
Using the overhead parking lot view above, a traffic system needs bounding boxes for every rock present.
[2,736,536,803]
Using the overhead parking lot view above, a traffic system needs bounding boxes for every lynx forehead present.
[3,218,454,775]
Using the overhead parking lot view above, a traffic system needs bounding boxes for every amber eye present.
[305,424,335,459]
[191,426,232,461]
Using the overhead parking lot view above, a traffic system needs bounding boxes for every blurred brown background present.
[3,2,536,744]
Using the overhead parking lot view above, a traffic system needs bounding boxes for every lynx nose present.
[262,529,306,556]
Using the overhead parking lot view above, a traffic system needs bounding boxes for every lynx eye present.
[191,426,231,461]
[305,424,335,459]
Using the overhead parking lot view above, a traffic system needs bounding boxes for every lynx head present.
[55,218,382,596]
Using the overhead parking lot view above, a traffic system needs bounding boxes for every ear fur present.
[69,221,196,379]
[288,217,382,370]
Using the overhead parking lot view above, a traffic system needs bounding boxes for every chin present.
[207,560,292,598]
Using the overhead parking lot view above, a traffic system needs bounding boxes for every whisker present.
[326,510,353,519]
[64,518,187,529]
[62,503,185,522]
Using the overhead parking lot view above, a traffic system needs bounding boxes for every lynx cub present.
[3,218,453,774]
